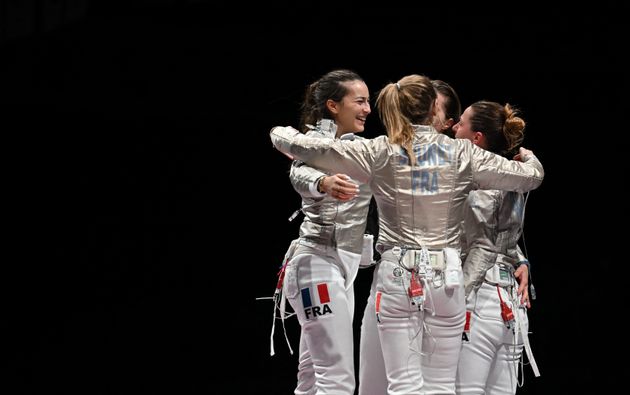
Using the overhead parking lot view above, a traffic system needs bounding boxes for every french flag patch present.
[301,283,333,319]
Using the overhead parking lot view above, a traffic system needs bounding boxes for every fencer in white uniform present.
[357,79,462,395]
[453,101,540,395]
[271,75,544,395]
[275,69,373,395]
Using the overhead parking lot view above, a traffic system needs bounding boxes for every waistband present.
[381,247,446,271]
[484,263,515,287]
[295,237,336,252]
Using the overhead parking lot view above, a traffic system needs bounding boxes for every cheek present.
[455,129,467,139]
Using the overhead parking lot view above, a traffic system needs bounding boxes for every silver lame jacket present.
[289,119,372,255]
[460,190,528,296]
[271,124,544,252]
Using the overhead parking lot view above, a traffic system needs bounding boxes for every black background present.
[3,1,624,394]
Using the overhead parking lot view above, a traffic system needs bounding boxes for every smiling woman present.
[270,69,375,395]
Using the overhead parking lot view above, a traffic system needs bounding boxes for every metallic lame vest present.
[290,119,372,255]
[271,124,543,253]
[461,190,528,293]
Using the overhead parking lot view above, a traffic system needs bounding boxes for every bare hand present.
[513,147,534,162]
[514,264,531,308]
[321,174,360,201]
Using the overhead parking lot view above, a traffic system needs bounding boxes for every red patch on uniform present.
[464,311,472,331]
[317,283,330,304]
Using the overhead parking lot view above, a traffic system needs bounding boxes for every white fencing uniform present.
[281,119,372,395]
[271,125,544,395]
[456,190,539,395]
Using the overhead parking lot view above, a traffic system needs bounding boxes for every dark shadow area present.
[3,1,623,394]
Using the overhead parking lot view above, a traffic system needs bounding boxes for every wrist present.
[317,176,326,193]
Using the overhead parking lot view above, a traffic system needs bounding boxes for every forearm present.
[271,126,371,183]
[473,147,544,193]
[290,161,327,198]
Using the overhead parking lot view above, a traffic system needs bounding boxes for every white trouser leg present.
[295,335,317,395]
[284,253,355,395]
[358,277,388,395]
[360,252,465,395]
[485,304,527,394]
[372,259,424,395]
[456,283,527,395]
[421,269,466,395]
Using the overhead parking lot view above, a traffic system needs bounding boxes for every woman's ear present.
[443,118,455,131]
[326,99,339,115]
[473,131,486,148]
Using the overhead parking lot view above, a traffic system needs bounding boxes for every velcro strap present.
[484,264,514,287]
[401,249,445,271]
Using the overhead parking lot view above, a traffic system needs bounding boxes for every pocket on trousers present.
[283,261,300,299]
